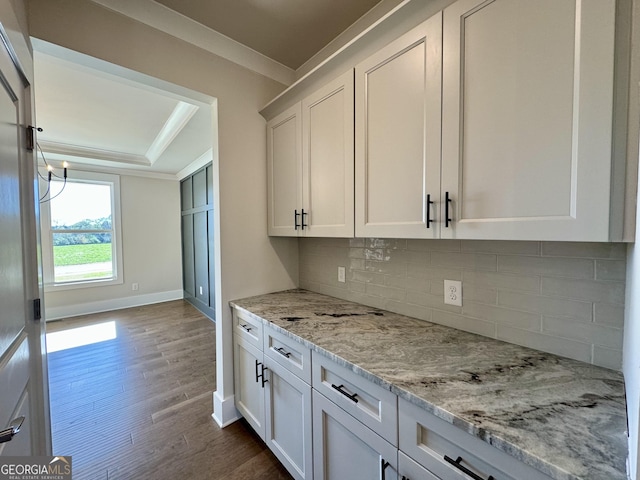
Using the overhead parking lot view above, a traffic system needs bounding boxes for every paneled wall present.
[299,238,626,370]
[181,164,215,319]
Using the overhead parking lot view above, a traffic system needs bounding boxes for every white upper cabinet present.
[267,103,302,236]
[355,13,442,239]
[441,0,616,241]
[267,71,354,237]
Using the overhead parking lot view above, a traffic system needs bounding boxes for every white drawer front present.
[399,398,553,480]
[264,327,311,383]
[233,309,263,348]
[398,451,439,480]
[312,351,397,445]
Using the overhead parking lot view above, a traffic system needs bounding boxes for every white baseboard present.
[44,290,184,321]
[211,390,240,428]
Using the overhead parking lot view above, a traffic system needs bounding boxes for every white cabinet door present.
[265,358,313,480]
[441,0,615,241]
[233,336,266,439]
[302,71,355,237]
[267,103,302,236]
[355,13,442,239]
[313,390,398,480]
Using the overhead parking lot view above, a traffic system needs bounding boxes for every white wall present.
[43,174,184,319]
[27,0,299,426]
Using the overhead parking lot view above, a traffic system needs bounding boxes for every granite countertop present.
[229,289,628,480]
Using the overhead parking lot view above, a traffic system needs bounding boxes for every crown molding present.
[146,101,198,164]
[38,140,150,166]
[90,0,295,86]
[176,148,213,180]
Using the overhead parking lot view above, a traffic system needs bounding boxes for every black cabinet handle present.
[274,347,291,358]
[445,191,452,228]
[240,324,252,332]
[402,477,410,480]
[426,194,434,228]
[0,416,25,444]
[331,383,359,403]
[381,458,390,480]
[294,210,300,230]
[255,360,268,387]
[301,209,308,230]
[444,455,494,480]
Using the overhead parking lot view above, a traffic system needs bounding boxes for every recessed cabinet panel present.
[181,177,192,211]
[302,71,355,237]
[268,104,302,235]
[356,14,442,238]
[441,0,615,240]
[234,337,265,439]
[265,360,313,480]
[193,168,207,208]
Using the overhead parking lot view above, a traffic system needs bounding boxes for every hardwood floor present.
[46,300,292,480]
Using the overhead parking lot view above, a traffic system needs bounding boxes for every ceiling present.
[33,0,383,178]
[155,0,383,70]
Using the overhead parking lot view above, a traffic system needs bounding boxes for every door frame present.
[0,4,52,455]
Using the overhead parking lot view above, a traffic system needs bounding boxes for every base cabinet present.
[312,390,397,480]
[233,337,266,439]
[264,359,313,480]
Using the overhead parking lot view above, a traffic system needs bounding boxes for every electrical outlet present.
[444,280,462,306]
[132,283,139,291]
[199,286,203,295]
[338,266,346,283]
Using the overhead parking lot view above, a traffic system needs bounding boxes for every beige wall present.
[27,0,299,424]
[44,174,184,319]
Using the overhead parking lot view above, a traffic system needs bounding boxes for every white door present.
[355,13,442,239]
[233,336,265,439]
[264,359,312,480]
[441,0,616,241]
[312,390,397,480]
[302,70,354,237]
[267,103,302,236]
[0,25,50,456]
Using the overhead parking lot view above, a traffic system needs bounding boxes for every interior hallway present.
[46,300,291,479]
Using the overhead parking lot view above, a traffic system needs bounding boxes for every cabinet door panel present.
[302,70,354,237]
[234,337,265,439]
[398,451,439,480]
[441,0,615,240]
[268,103,302,236]
[313,390,397,480]
[265,360,312,480]
[356,14,442,238]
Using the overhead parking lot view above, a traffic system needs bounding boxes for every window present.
[41,170,123,290]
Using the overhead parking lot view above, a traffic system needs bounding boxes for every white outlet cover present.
[338,266,346,283]
[444,280,462,306]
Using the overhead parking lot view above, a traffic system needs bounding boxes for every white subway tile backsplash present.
[298,238,627,370]
[541,277,625,304]
[498,255,594,279]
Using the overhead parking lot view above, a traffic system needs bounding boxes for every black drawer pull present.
[426,193,434,228]
[301,208,308,229]
[275,347,291,358]
[294,209,300,230]
[240,324,252,332]
[331,383,359,403]
[445,191,452,227]
[255,360,268,387]
[444,455,494,480]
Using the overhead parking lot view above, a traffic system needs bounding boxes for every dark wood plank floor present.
[47,300,292,480]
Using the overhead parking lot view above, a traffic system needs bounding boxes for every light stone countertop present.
[230,289,628,480]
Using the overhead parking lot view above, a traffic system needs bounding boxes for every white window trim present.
[40,169,124,292]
